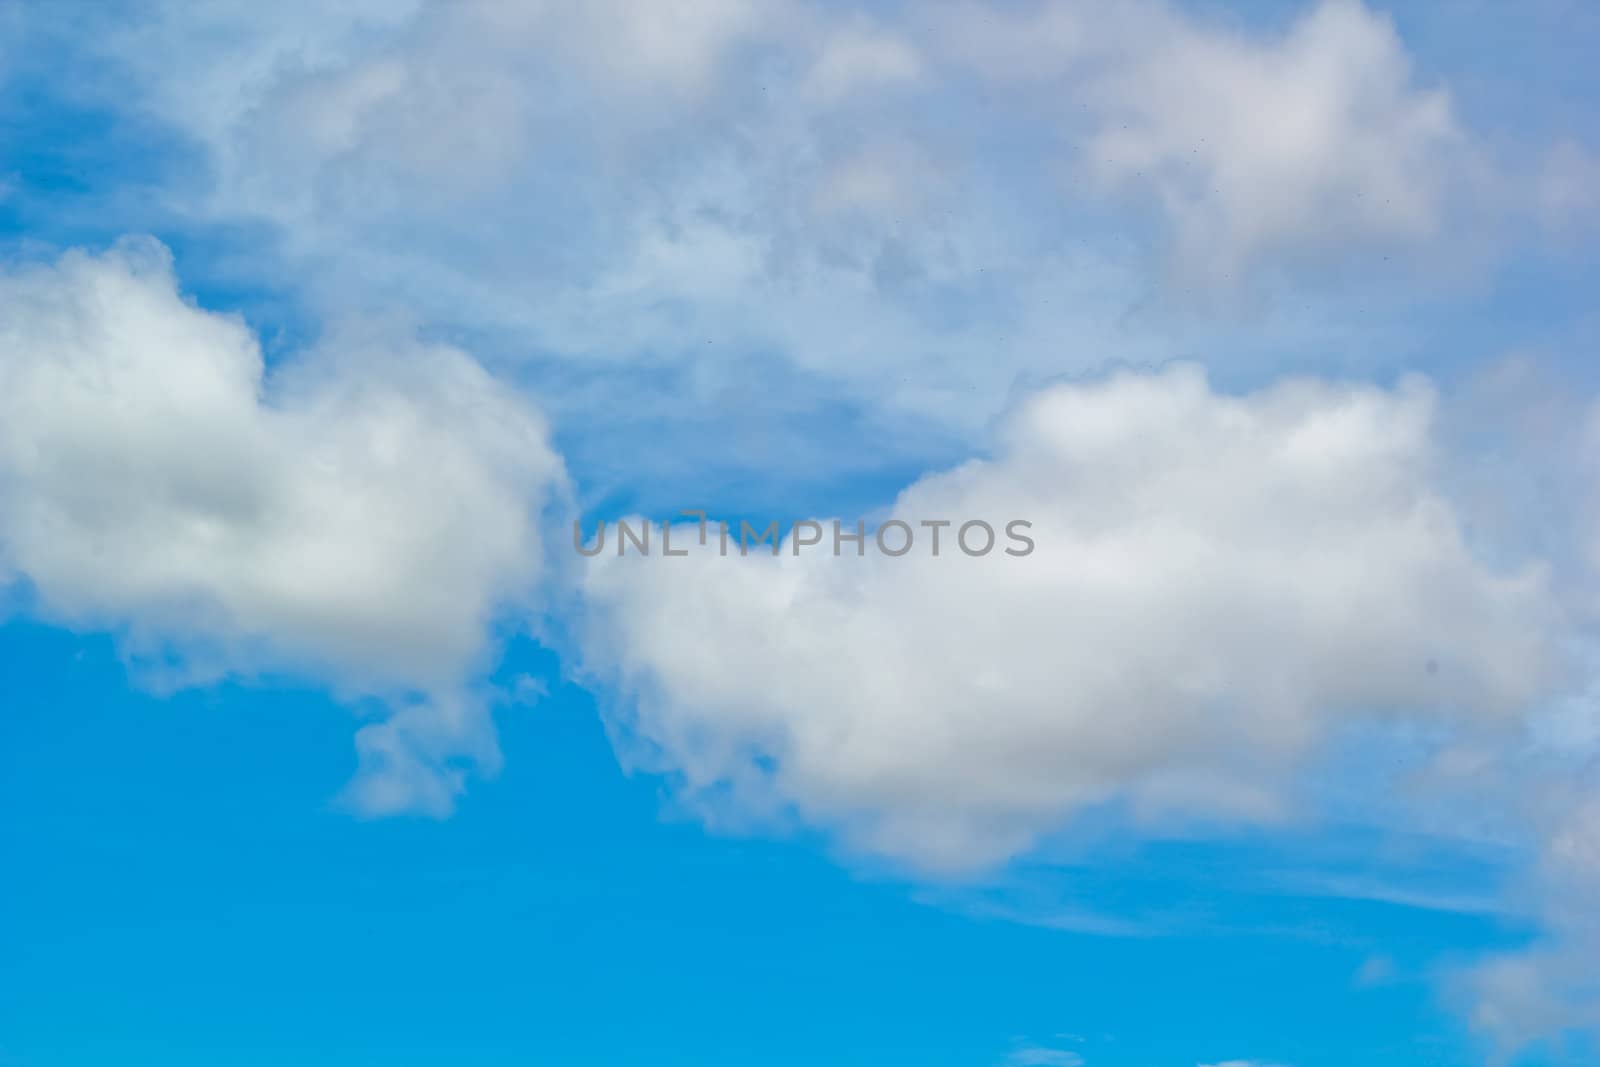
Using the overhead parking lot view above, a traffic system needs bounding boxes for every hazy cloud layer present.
[16,0,1527,480]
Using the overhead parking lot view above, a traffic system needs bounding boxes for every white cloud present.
[0,239,565,812]
[580,365,1555,872]
[1003,1047,1084,1067]
[937,0,1469,276]
[1090,0,1462,273]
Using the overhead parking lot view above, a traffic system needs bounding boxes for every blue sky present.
[2,2,1600,1065]
[0,621,1523,1066]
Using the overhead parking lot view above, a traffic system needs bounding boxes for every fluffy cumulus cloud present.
[0,239,565,812]
[580,366,1556,872]
[939,0,1468,276]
